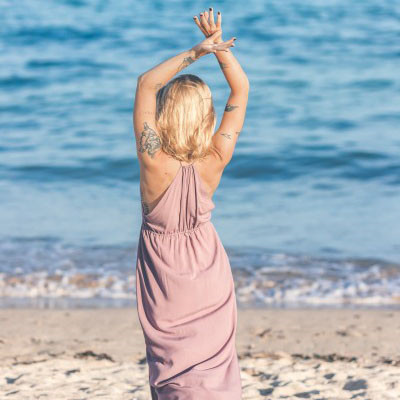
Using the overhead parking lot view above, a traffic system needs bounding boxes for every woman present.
[133,8,249,399]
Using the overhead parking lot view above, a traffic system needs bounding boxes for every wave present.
[1,239,399,309]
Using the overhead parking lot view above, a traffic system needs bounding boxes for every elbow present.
[136,74,149,91]
[243,78,250,92]
[232,78,250,95]
[231,82,250,97]
[137,73,150,84]
[137,73,155,91]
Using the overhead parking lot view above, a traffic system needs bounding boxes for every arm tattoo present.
[154,83,163,91]
[218,61,228,69]
[225,103,238,112]
[177,56,195,72]
[235,131,241,136]
[220,132,232,140]
[138,122,161,158]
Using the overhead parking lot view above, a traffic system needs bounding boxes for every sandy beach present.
[0,307,399,399]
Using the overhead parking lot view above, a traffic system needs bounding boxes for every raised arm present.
[133,49,199,167]
[213,45,249,166]
[194,8,249,167]
[133,30,235,168]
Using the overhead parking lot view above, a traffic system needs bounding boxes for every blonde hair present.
[155,74,219,163]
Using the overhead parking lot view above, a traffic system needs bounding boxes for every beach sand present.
[1,308,399,399]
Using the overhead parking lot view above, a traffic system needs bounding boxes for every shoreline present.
[1,298,400,311]
[1,308,399,399]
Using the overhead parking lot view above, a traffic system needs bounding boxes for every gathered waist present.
[141,220,212,237]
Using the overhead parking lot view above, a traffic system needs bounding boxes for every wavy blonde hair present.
[155,74,219,163]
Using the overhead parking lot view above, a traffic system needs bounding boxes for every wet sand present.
[1,308,399,399]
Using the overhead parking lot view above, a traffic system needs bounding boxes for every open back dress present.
[135,160,242,399]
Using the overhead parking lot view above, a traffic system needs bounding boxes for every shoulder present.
[195,154,226,198]
[139,150,170,178]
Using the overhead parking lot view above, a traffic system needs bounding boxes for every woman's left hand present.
[191,30,236,59]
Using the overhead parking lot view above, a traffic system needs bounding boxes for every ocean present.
[1,0,399,308]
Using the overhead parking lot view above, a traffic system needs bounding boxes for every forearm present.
[138,48,200,90]
[215,48,249,93]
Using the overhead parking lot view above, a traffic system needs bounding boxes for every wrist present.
[188,48,196,59]
[189,47,203,61]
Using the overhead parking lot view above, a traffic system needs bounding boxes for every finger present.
[215,37,236,51]
[213,44,228,53]
[223,36,236,46]
[209,7,216,28]
[193,15,208,36]
[204,10,209,25]
[199,12,210,35]
[214,43,230,51]
[200,11,211,31]
[216,11,222,29]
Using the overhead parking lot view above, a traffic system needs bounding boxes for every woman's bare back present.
[140,151,224,215]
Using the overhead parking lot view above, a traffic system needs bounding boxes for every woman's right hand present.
[193,7,223,43]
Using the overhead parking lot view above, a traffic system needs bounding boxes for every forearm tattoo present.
[225,103,238,112]
[218,61,228,69]
[220,132,232,140]
[154,83,163,91]
[177,56,195,72]
[139,122,161,158]
[236,131,241,136]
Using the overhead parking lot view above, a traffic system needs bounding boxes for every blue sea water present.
[1,0,400,308]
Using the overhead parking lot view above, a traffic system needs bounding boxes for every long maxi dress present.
[135,160,242,400]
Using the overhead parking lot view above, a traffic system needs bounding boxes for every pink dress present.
[135,161,242,399]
